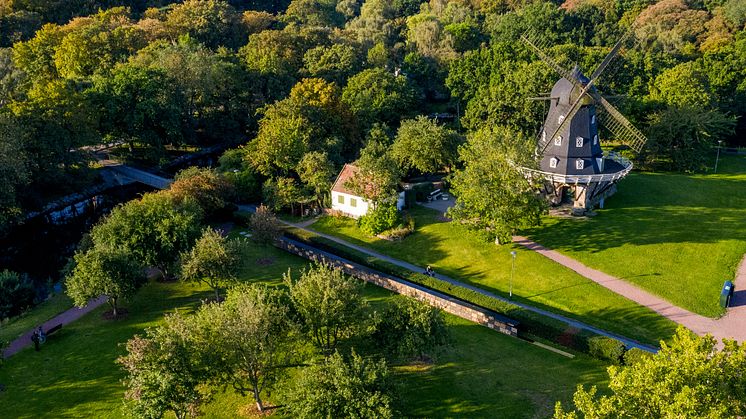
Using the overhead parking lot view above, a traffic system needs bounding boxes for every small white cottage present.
[330,164,404,219]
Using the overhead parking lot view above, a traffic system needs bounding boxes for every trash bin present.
[720,280,735,308]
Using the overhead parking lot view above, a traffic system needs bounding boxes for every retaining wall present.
[277,239,519,337]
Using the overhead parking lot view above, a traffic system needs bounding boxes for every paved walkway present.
[514,236,746,343]
[282,222,657,352]
[2,296,107,358]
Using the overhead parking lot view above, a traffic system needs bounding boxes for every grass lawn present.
[0,235,608,418]
[526,154,746,318]
[0,293,73,345]
[311,208,678,345]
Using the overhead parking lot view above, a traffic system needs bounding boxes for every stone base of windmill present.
[544,181,619,216]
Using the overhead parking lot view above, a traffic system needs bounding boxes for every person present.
[425,265,434,277]
[37,326,46,344]
[31,330,40,351]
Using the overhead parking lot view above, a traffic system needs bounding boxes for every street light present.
[715,140,723,173]
[509,251,517,299]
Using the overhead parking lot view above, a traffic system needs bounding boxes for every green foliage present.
[587,336,626,365]
[341,68,419,128]
[372,296,450,360]
[65,247,146,317]
[622,347,653,366]
[650,61,713,107]
[358,203,401,236]
[0,115,29,233]
[296,151,336,207]
[284,350,395,418]
[179,227,244,300]
[119,312,207,419]
[448,125,547,244]
[392,115,461,174]
[555,327,746,418]
[303,43,362,85]
[284,0,344,28]
[217,148,262,202]
[90,191,201,277]
[170,167,235,217]
[285,262,366,354]
[0,270,35,319]
[344,127,401,205]
[163,0,242,49]
[646,106,736,172]
[249,204,282,245]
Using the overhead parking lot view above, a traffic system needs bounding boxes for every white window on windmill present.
[550,157,559,168]
[576,159,584,170]
[554,135,562,146]
[558,114,565,124]
[542,130,546,142]
[576,137,584,147]
[591,115,596,125]
[593,134,598,145]
[597,157,605,172]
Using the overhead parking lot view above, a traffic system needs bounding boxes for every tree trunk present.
[214,287,220,301]
[253,386,264,412]
[110,297,118,317]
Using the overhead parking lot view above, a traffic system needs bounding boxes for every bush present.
[588,336,626,364]
[623,347,654,366]
[0,270,35,319]
[379,213,415,240]
[249,205,282,245]
[373,295,450,360]
[358,204,400,236]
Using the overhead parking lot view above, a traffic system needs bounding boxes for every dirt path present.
[2,296,107,358]
[514,236,746,343]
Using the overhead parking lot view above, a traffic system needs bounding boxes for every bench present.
[427,189,442,202]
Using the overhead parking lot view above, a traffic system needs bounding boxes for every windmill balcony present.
[522,153,633,185]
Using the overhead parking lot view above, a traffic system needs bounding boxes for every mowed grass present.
[0,293,73,345]
[526,154,746,318]
[311,208,678,345]
[0,237,608,418]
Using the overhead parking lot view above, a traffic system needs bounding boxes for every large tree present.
[0,115,28,233]
[447,125,546,244]
[344,126,401,205]
[90,191,201,278]
[169,167,235,217]
[341,68,418,128]
[372,296,449,360]
[555,327,746,418]
[285,262,366,354]
[392,115,461,174]
[119,313,207,419]
[179,227,245,300]
[65,247,146,317]
[284,350,395,418]
[198,284,295,412]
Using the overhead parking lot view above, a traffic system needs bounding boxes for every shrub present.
[623,347,654,365]
[588,336,626,364]
[249,205,282,245]
[373,295,449,360]
[358,204,400,236]
[0,270,35,319]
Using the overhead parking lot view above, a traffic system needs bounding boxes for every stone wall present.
[277,239,519,337]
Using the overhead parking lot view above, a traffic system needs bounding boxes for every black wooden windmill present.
[520,28,647,215]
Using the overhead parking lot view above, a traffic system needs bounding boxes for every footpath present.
[513,236,746,344]
[2,296,107,358]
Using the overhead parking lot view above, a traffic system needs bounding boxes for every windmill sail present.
[594,96,647,152]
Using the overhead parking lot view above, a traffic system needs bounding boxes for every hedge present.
[282,228,620,358]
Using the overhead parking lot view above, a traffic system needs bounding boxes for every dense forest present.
[0,0,744,233]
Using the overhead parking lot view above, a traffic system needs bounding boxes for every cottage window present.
[554,135,562,146]
[576,159,584,170]
[350,198,357,208]
[337,195,344,204]
[549,157,559,168]
[576,137,584,147]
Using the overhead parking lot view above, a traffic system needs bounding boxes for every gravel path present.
[514,236,746,343]
[3,296,107,358]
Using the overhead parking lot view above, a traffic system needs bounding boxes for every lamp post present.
[509,251,517,299]
[715,140,723,173]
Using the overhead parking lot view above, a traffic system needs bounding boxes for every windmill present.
[520,27,647,215]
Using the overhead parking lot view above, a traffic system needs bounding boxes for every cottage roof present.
[331,164,360,196]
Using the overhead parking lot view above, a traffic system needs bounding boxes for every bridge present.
[99,160,172,190]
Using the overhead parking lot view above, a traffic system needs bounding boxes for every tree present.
[169,167,235,217]
[650,61,713,108]
[303,43,362,85]
[180,227,244,300]
[198,284,295,412]
[554,327,746,418]
[284,350,394,418]
[119,313,207,419]
[283,0,344,28]
[646,106,736,172]
[392,115,461,174]
[358,203,400,236]
[0,270,35,319]
[296,151,335,208]
[344,127,401,205]
[341,68,419,128]
[65,247,145,317]
[285,262,366,354]
[0,115,28,233]
[90,192,201,278]
[447,125,546,244]
[164,0,242,49]
[246,102,312,176]
[249,204,282,245]
[372,296,449,360]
